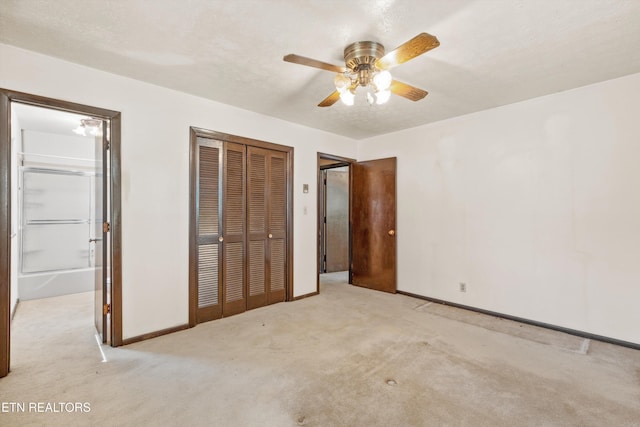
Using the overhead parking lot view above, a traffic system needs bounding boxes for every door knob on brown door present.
[218,236,224,242]
[268,233,273,239]
[388,229,395,236]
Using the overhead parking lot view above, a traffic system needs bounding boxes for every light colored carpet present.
[1,272,639,426]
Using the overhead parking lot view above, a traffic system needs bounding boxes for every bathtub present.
[18,267,96,300]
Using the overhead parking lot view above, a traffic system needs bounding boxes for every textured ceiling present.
[2,0,640,140]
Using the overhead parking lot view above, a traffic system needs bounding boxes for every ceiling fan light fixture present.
[284,32,439,107]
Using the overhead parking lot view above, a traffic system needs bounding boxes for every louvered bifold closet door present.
[222,142,247,317]
[267,150,287,304]
[246,147,269,310]
[196,137,223,323]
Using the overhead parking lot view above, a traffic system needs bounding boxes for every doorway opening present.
[0,89,122,378]
[13,105,101,299]
[316,152,398,295]
[317,153,353,291]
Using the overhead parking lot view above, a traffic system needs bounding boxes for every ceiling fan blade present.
[318,91,341,107]
[376,33,440,70]
[283,54,346,73]
[390,80,428,101]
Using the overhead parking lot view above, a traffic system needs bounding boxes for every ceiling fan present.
[283,32,439,107]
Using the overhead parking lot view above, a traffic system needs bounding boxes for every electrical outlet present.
[459,283,467,292]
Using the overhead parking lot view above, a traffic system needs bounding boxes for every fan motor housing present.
[344,41,385,72]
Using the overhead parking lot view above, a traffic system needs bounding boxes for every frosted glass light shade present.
[375,89,391,105]
[340,90,355,106]
[373,70,392,90]
[334,73,351,93]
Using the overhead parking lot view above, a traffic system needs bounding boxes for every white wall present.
[0,43,357,339]
[358,72,640,345]
[7,41,636,345]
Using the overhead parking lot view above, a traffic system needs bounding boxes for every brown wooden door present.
[267,150,287,304]
[246,147,287,309]
[351,157,397,293]
[222,142,246,317]
[195,137,223,323]
[246,147,268,309]
[191,129,291,324]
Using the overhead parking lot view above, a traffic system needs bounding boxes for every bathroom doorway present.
[0,89,122,377]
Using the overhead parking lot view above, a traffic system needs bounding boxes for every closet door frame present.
[189,127,294,327]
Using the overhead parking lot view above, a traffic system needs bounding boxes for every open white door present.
[93,120,109,343]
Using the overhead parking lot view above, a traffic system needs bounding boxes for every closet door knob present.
[218,236,224,242]
[388,229,395,236]
[268,234,273,239]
